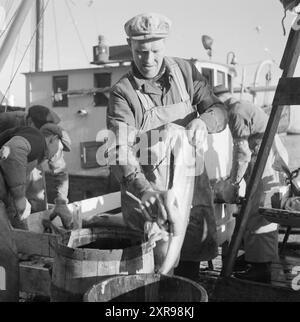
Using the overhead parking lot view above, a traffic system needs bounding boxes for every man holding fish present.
[107,13,227,279]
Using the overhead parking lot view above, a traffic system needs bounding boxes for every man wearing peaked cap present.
[0,126,74,230]
[27,105,61,129]
[0,105,73,230]
[124,13,172,40]
[107,13,228,279]
[0,105,60,133]
[213,86,289,283]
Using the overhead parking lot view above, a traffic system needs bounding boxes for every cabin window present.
[202,68,214,87]
[80,141,105,169]
[217,70,226,86]
[94,73,111,107]
[53,75,68,107]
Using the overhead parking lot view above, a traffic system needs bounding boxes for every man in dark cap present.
[107,13,228,278]
[0,124,72,229]
[0,105,73,229]
[0,105,61,132]
[213,85,289,283]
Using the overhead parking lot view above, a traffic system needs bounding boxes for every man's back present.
[0,111,26,133]
[227,98,268,140]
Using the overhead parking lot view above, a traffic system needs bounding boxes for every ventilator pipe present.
[226,51,237,65]
[252,60,274,104]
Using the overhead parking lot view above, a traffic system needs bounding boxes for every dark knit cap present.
[27,105,61,129]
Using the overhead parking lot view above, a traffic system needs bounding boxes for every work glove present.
[186,118,208,147]
[144,221,170,249]
[141,190,182,236]
[214,178,240,204]
[13,197,31,230]
[50,199,73,230]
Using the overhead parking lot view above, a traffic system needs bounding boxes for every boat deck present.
[197,231,300,301]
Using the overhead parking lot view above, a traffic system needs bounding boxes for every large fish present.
[146,132,203,275]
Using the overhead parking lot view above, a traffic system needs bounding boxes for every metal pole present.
[35,0,44,72]
[0,0,35,73]
[240,67,246,100]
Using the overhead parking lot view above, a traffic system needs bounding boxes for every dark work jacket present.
[0,127,46,163]
[108,56,228,197]
[0,113,69,203]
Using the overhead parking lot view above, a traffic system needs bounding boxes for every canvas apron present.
[243,134,289,262]
[121,58,218,262]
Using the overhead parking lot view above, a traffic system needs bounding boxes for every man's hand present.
[51,200,73,230]
[14,197,30,216]
[186,118,208,147]
[13,197,31,229]
[0,146,10,160]
[144,221,169,249]
[214,178,240,204]
[21,199,32,221]
[141,191,165,223]
[141,190,182,236]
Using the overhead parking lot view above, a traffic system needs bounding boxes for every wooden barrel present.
[0,202,19,302]
[84,274,208,302]
[51,226,154,302]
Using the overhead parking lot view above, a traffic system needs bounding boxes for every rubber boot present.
[234,262,271,283]
[174,261,200,281]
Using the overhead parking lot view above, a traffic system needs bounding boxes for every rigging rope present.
[5,0,15,17]
[52,0,61,69]
[0,0,51,106]
[85,0,99,35]
[64,0,90,64]
[0,3,18,40]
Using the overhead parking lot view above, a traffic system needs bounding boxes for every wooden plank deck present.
[198,237,300,301]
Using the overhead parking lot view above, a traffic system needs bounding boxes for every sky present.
[0,0,299,106]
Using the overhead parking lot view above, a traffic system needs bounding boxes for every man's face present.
[129,38,166,79]
[26,116,36,128]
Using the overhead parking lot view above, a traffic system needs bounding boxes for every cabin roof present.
[23,64,131,76]
[23,59,236,77]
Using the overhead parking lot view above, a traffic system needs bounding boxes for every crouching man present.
[0,124,73,230]
[0,105,73,229]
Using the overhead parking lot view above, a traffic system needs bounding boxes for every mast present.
[34,0,44,72]
[0,0,35,73]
